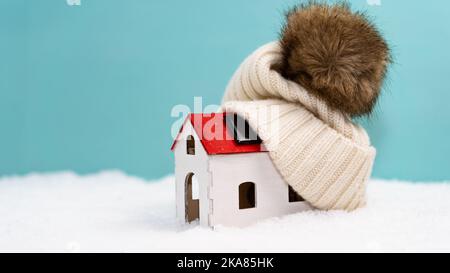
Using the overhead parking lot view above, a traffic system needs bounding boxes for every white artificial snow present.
[0,171,449,252]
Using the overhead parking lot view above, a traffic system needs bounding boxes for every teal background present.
[1,0,449,181]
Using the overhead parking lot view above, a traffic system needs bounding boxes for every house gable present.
[173,121,211,227]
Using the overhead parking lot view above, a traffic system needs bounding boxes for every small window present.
[186,135,195,155]
[288,186,304,202]
[225,113,262,145]
[239,182,256,209]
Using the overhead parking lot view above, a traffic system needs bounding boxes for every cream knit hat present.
[221,42,376,211]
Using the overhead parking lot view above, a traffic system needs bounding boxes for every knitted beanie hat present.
[221,3,390,211]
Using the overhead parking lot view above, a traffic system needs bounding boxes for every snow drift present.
[0,171,449,252]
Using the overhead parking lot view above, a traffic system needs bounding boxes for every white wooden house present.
[171,112,311,228]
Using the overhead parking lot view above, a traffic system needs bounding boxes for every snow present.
[0,171,449,253]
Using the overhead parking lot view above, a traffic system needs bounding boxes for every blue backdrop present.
[1,0,449,181]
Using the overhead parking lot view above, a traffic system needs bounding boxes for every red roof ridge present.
[171,112,264,155]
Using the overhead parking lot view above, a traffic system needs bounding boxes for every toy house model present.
[171,113,311,228]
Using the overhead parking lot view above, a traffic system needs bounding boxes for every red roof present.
[170,113,264,155]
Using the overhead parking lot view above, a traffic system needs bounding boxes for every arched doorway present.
[185,173,199,223]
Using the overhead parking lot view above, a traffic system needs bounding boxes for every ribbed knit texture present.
[222,42,376,211]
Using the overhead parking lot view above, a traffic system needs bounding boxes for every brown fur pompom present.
[275,1,391,117]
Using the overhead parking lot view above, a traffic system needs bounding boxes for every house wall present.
[173,122,211,227]
[209,152,311,228]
